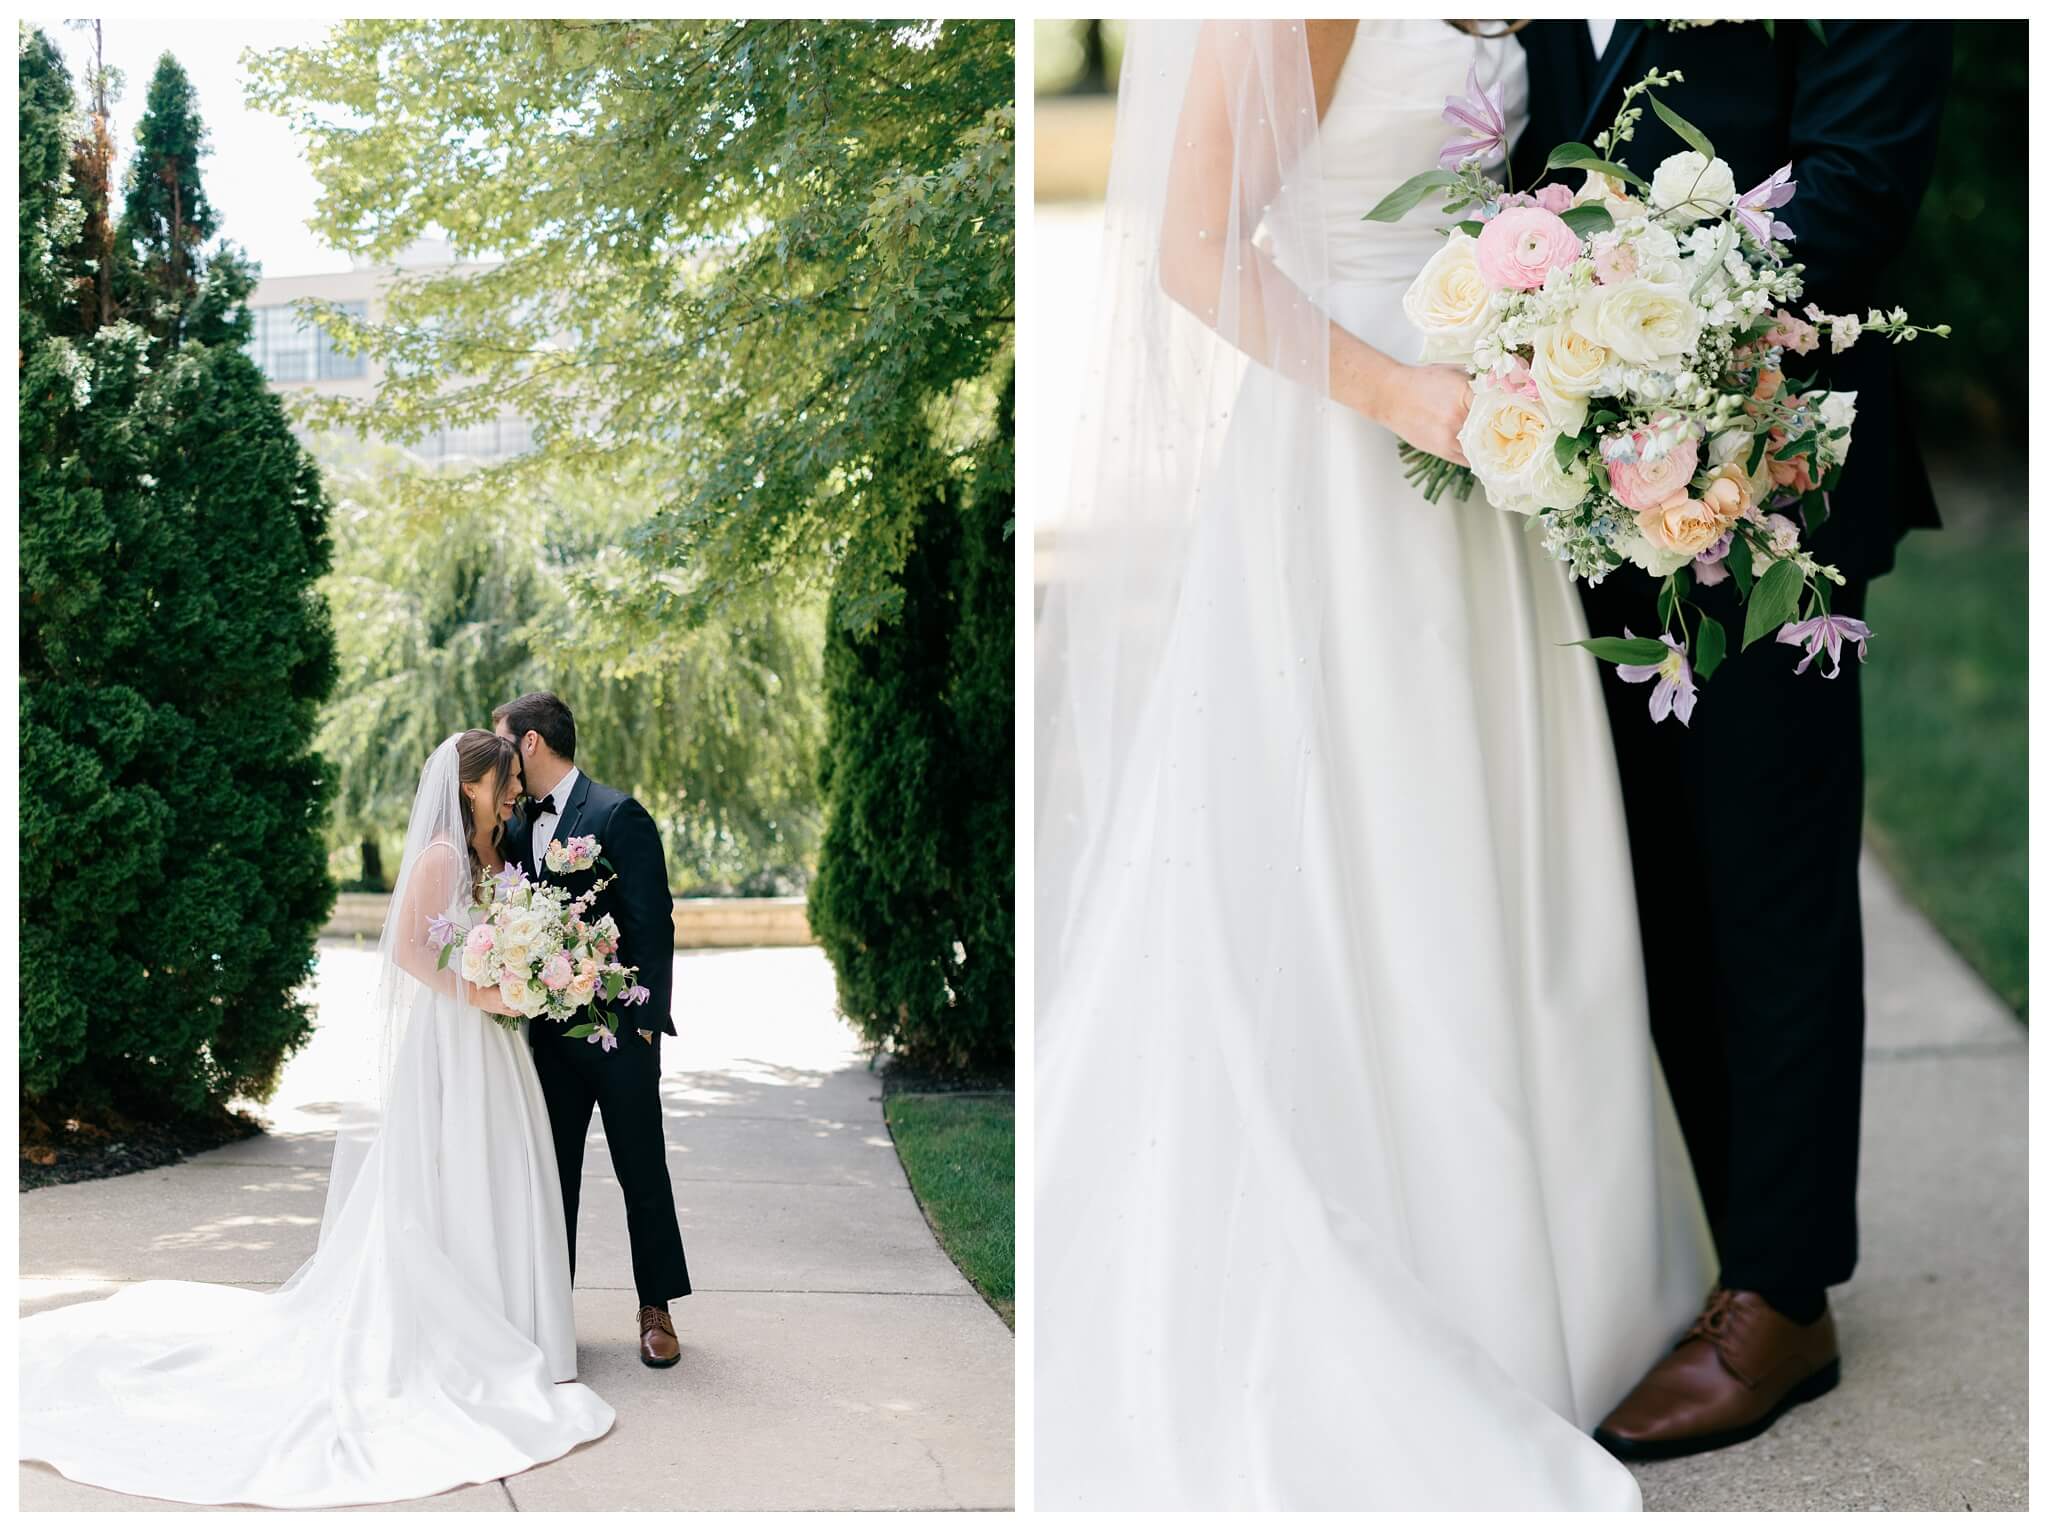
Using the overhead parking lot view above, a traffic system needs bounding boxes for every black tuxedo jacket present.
[506,771,677,1037]
[1512,20,1949,582]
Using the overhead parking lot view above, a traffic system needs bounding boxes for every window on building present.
[246,300,367,383]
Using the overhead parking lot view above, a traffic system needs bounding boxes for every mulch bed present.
[20,1105,266,1191]
[876,1058,1013,1099]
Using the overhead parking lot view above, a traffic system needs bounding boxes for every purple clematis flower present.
[1615,630,1699,726]
[1439,61,1508,169]
[425,913,460,951]
[621,983,652,1007]
[1733,163,1797,243]
[1777,611,1872,678]
[586,1022,619,1052]
[494,864,526,894]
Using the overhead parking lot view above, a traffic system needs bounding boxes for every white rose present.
[1458,385,1587,515]
[1576,169,1644,223]
[1402,234,1492,364]
[499,973,543,1016]
[1527,323,1609,438]
[1575,279,1702,368]
[460,944,494,985]
[1650,151,1738,226]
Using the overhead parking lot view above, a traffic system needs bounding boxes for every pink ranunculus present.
[1475,205,1582,290]
[465,924,496,953]
[1606,431,1702,512]
[1533,181,1574,215]
[539,952,574,991]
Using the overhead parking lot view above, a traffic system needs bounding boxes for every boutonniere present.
[1652,20,1828,43]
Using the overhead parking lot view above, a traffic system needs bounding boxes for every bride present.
[1035,21,1712,1510]
[20,730,613,1507]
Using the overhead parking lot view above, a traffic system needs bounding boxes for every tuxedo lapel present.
[1578,21,1647,144]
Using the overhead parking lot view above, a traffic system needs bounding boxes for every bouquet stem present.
[1398,442,1478,505]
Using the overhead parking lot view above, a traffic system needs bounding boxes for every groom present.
[494,691,692,1367]
[1515,21,1949,1458]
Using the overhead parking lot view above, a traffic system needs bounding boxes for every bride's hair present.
[454,728,518,879]
[1447,20,1531,38]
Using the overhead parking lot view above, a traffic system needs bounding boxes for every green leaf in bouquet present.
[1589,459,1610,494]
[1737,316,1777,344]
[437,945,453,971]
[1544,142,1649,190]
[1695,614,1728,681]
[1589,409,1620,429]
[1774,429,1818,462]
[1451,219,1485,238]
[1802,487,1829,530]
[1742,558,1805,649]
[563,1022,596,1039]
[1571,636,1675,666]
[598,856,615,872]
[1649,95,1716,162]
[603,969,626,1000]
[1730,537,1756,597]
[1657,576,1678,628]
[1364,170,1461,224]
[1746,433,1770,477]
[1559,204,1614,240]
[1822,464,1844,492]
[1553,430,1587,471]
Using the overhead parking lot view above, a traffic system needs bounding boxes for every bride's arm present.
[1157,21,1471,464]
[389,843,517,1015]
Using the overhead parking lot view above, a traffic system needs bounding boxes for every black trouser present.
[1580,570,1868,1294]
[531,1023,692,1306]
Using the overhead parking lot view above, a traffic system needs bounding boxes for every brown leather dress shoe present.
[637,1304,680,1368]
[1595,1287,1839,1460]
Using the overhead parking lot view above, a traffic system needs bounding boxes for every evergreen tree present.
[19,30,336,1119]
[117,52,217,342]
[809,381,1014,1078]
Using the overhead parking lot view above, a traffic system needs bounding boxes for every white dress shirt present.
[531,764,581,865]
[1587,19,1617,59]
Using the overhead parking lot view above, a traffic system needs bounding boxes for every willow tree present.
[317,445,826,890]
[245,19,1014,636]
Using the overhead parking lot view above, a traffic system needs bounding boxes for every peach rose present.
[1475,206,1582,291]
[1636,492,1738,563]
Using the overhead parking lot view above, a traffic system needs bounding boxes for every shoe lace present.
[639,1305,676,1338]
[1687,1286,1740,1346]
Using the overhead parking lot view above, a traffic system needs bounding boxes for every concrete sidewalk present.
[1629,852,2027,1511]
[19,946,1015,1511]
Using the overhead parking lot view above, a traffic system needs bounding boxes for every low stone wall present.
[323,892,814,949]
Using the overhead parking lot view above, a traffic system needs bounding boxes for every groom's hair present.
[492,691,576,762]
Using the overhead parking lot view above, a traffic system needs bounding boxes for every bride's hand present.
[1372,363,1473,466]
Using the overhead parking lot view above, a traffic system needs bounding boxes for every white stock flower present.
[1650,151,1738,226]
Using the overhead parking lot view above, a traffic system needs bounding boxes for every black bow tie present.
[533,793,558,817]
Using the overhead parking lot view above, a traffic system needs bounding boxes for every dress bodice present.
[1286,21,1530,289]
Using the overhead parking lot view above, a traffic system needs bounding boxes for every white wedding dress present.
[19,738,613,1507]
[1036,23,1715,1510]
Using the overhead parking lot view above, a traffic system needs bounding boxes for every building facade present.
[245,238,532,466]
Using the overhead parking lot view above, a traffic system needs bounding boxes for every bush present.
[811,387,1015,1078]
[19,38,336,1118]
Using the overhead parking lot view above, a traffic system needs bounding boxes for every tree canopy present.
[245,19,1014,638]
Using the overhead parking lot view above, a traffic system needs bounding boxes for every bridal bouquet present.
[427,841,651,1048]
[1371,66,1946,722]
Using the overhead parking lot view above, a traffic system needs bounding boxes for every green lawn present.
[884,1092,1015,1327]
[1863,512,2028,1018]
